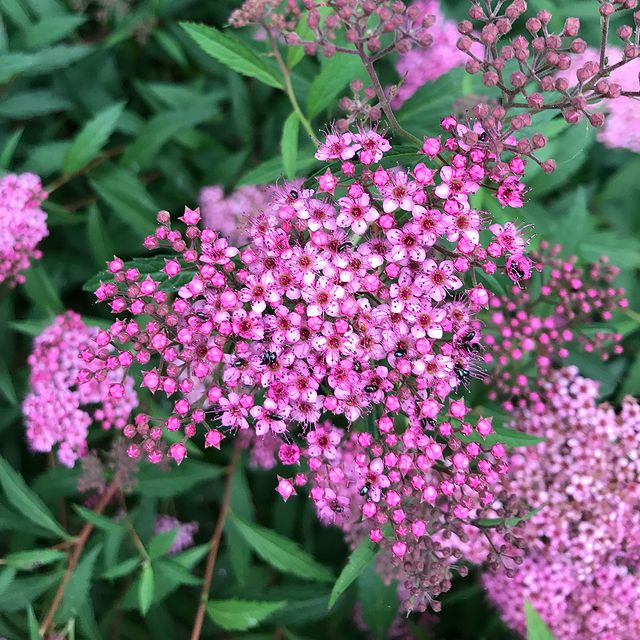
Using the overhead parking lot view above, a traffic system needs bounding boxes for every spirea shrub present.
[23,311,138,467]
[0,172,48,287]
[483,366,640,639]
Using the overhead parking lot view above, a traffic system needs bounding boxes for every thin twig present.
[267,29,319,145]
[190,443,243,640]
[40,479,120,636]
[357,45,422,147]
[45,146,126,194]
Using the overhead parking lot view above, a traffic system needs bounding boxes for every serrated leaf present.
[134,460,224,498]
[525,600,556,640]
[0,571,64,613]
[148,530,178,560]
[307,54,364,118]
[206,599,286,631]
[0,456,68,540]
[281,112,299,180]
[229,514,333,582]
[63,101,125,175]
[181,22,283,89]
[5,549,66,571]
[138,562,154,616]
[58,544,102,621]
[358,563,397,640]
[328,537,377,609]
[73,504,124,533]
[27,44,93,75]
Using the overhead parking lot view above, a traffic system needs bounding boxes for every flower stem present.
[358,46,422,148]
[40,479,120,637]
[190,442,243,640]
[268,30,319,146]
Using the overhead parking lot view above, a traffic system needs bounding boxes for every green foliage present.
[0,1,637,638]
[525,601,556,640]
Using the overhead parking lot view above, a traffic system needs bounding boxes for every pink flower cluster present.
[458,0,640,134]
[154,515,199,554]
[231,0,434,58]
[87,122,533,467]
[482,242,626,411]
[0,172,48,287]
[393,1,473,107]
[23,311,138,467]
[199,184,271,245]
[483,367,640,640]
[282,416,519,611]
[558,47,640,153]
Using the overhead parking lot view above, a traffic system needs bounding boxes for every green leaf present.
[227,465,254,586]
[134,460,224,498]
[101,558,140,581]
[27,44,93,75]
[73,504,124,533]
[0,455,68,540]
[23,15,85,48]
[358,563,398,640]
[90,166,157,236]
[525,600,555,640]
[58,544,102,621]
[0,127,24,169]
[87,205,113,267]
[5,549,66,571]
[121,93,221,167]
[27,605,40,640]
[0,360,18,406]
[475,507,541,529]
[22,265,64,317]
[0,52,34,82]
[206,599,286,631]
[0,90,71,118]
[148,530,178,560]
[181,22,283,89]
[307,54,365,118]
[328,537,377,609]
[238,153,319,186]
[0,571,64,613]
[63,101,125,175]
[229,514,333,582]
[281,112,299,180]
[138,562,155,616]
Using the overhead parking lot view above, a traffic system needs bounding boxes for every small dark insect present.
[421,417,437,429]
[261,351,277,365]
[461,330,476,343]
[289,190,299,199]
[479,131,488,142]
[364,384,378,393]
[394,347,407,358]
[510,266,525,280]
[233,358,246,368]
[338,242,353,253]
[359,482,371,497]
[269,413,284,421]
[353,360,362,373]
[195,311,208,321]
[454,363,470,381]
[332,501,344,513]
